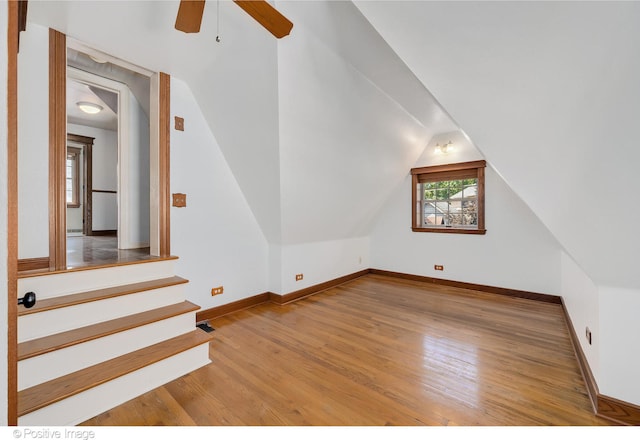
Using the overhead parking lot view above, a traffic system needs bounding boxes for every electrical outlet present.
[434,265,444,271]
[211,286,224,296]
[586,327,592,345]
[295,274,303,281]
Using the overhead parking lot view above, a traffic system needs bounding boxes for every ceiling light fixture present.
[88,54,108,64]
[76,101,103,115]
[434,140,453,154]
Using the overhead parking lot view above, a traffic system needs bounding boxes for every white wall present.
[371,132,562,296]
[122,90,150,248]
[67,123,118,232]
[170,77,269,310]
[274,5,448,296]
[277,5,438,247]
[188,2,283,245]
[17,22,48,259]
[277,238,370,295]
[599,285,640,406]
[560,251,600,382]
[1,0,10,424]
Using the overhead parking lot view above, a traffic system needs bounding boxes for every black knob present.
[18,291,36,308]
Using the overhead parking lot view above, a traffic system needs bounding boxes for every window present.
[411,160,486,234]
[66,147,81,208]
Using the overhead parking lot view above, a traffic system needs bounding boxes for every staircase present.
[16,257,213,426]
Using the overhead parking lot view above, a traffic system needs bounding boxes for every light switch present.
[175,116,184,131]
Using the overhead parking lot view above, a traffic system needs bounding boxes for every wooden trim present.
[416,168,479,183]
[17,1,28,35]
[17,255,179,279]
[560,298,598,412]
[598,394,640,426]
[196,270,372,321]
[67,133,94,145]
[89,229,117,236]
[412,227,487,235]
[370,269,562,304]
[159,72,170,257]
[68,133,95,236]
[561,298,639,425]
[477,165,485,231]
[66,146,81,208]
[92,189,117,194]
[8,0,20,425]
[411,173,418,230]
[270,269,371,305]
[410,160,486,175]
[17,257,50,273]
[80,137,93,236]
[196,293,271,322]
[48,28,66,271]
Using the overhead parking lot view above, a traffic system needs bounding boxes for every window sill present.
[412,227,487,235]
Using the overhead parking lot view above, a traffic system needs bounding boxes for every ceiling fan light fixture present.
[76,101,103,115]
[435,140,453,154]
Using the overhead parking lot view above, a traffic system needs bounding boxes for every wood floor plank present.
[81,274,614,426]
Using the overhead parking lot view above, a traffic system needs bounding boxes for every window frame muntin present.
[411,160,486,235]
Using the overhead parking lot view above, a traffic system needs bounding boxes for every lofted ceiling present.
[26,1,462,247]
[354,1,640,289]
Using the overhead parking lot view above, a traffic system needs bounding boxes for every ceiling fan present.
[175,0,293,39]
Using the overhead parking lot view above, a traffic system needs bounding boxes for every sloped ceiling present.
[27,0,459,247]
[276,1,458,244]
[355,0,640,289]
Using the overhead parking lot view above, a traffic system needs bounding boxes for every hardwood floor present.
[66,236,154,269]
[81,274,614,426]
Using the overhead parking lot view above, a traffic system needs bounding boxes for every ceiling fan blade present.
[175,0,206,33]
[233,0,293,39]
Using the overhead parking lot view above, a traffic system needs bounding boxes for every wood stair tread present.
[18,301,201,361]
[18,276,189,316]
[18,329,214,417]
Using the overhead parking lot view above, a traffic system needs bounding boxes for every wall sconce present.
[434,140,453,154]
[76,101,103,114]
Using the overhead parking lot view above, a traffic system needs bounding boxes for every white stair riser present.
[18,259,176,300]
[18,344,211,426]
[18,284,185,342]
[18,312,198,390]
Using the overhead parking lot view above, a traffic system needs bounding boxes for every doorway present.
[65,48,152,268]
[16,27,170,273]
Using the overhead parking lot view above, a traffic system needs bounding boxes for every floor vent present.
[197,322,215,333]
